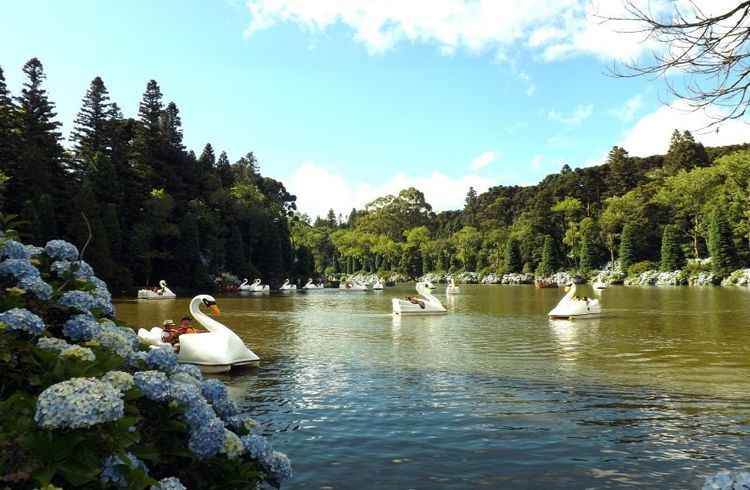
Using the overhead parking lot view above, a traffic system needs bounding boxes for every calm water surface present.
[116,285,750,489]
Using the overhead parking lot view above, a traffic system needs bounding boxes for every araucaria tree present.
[708,208,737,277]
[619,223,636,272]
[537,236,557,277]
[503,238,521,274]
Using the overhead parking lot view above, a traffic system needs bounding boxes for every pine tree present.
[161,101,183,150]
[663,129,710,174]
[12,58,65,216]
[464,186,479,227]
[619,223,636,272]
[605,146,633,196]
[71,76,112,161]
[0,66,17,183]
[503,238,521,273]
[536,235,557,276]
[326,209,337,227]
[579,232,594,273]
[199,143,216,169]
[708,208,737,277]
[216,151,233,188]
[659,224,684,271]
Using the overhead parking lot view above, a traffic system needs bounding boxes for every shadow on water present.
[116,284,750,489]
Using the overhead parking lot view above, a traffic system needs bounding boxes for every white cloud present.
[287,161,496,218]
[531,155,543,170]
[547,104,593,126]
[470,151,497,171]
[621,101,750,157]
[244,0,677,62]
[609,94,643,123]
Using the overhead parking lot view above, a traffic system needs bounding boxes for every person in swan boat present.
[163,317,204,344]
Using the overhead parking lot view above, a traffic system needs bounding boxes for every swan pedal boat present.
[303,279,324,289]
[392,281,447,315]
[279,279,297,291]
[339,280,369,291]
[446,277,460,295]
[137,280,176,300]
[372,279,384,290]
[239,278,270,292]
[548,283,601,319]
[137,294,260,373]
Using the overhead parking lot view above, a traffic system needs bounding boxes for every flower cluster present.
[101,452,149,487]
[103,371,135,393]
[174,363,203,380]
[18,276,54,300]
[134,370,171,402]
[0,258,40,281]
[94,326,135,357]
[703,470,750,490]
[59,290,98,314]
[145,347,178,373]
[35,378,124,429]
[0,239,31,260]
[150,477,187,490]
[44,239,79,261]
[36,336,71,353]
[202,378,239,418]
[59,345,96,362]
[62,314,101,342]
[241,434,293,482]
[0,308,46,336]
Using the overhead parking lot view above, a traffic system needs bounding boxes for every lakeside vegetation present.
[1,58,750,292]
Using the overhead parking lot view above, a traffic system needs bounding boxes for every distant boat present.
[137,280,176,300]
[392,281,447,315]
[534,278,557,289]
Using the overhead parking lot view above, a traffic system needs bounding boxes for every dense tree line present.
[0,59,304,293]
[293,131,750,280]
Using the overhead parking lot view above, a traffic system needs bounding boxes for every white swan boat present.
[239,278,269,292]
[303,278,324,289]
[392,281,447,315]
[137,280,176,300]
[446,277,460,295]
[137,294,260,373]
[372,278,384,290]
[339,279,368,291]
[548,282,601,319]
[279,279,297,291]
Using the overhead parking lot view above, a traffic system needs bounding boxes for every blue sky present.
[1,0,746,217]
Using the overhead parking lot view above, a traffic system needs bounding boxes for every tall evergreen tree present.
[619,223,636,271]
[71,76,112,161]
[536,235,557,276]
[579,231,594,273]
[503,238,521,273]
[605,146,634,196]
[326,209,337,227]
[216,151,233,188]
[708,208,737,277]
[161,101,183,151]
[659,224,684,271]
[0,66,16,178]
[663,130,710,175]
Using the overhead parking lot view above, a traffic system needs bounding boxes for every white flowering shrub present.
[0,237,291,489]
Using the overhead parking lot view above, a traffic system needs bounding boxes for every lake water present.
[115,284,750,489]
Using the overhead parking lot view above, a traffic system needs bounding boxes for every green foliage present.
[628,260,657,277]
[503,238,522,273]
[619,223,637,272]
[536,235,557,277]
[660,224,684,271]
[708,207,737,277]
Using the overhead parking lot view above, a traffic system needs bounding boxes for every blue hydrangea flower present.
[36,336,71,353]
[103,371,135,393]
[268,451,293,482]
[201,379,227,404]
[169,379,203,405]
[24,244,44,257]
[60,345,96,362]
[94,297,115,317]
[93,328,134,358]
[62,314,101,342]
[150,477,187,490]
[102,322,139,350]
[50,260,72,277]
[72,260,94,279]
[174,363,203,380]
[101,452,149,488]
[133,370,170,401]
[59,290,97,314]
[241,434,273,466]
[127,350,148,369]
[188,417,226,459]
[44,240,79,261]
[0,240,31,259]
[145,347,178,373]
[0,308,45,336]
[222,429,245,459]
[18,276,53,300]
[89,276,111,295]
[0,258,40,281]
[170,372,202,388]
[224,414,257,433]
[35,378,124,429]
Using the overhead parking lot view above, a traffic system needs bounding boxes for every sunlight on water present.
[116,285,750,488]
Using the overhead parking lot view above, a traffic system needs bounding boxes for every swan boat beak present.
[209,305,221,316]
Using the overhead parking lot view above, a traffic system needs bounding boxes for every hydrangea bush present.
[0,237,292,489]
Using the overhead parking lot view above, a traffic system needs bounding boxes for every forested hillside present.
[0,58,304,292]
[2,58,749,292]
[293,134,750,280]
